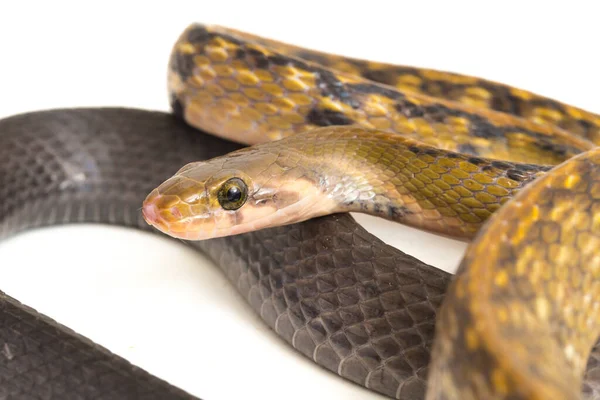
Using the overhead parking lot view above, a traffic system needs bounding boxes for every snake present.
[1,22,599,400]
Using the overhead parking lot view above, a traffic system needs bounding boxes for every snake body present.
[428,147,600,399]
[168,24,595,165]
[2,23,600,399]
[212,25,600,145]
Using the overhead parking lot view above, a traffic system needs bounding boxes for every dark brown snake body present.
[1,23,599,399]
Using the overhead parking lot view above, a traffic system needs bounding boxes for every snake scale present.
[1,22,599,399]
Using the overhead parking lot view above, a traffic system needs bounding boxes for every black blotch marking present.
[423,149,440,157]
[484,85,590,154]
[533,139,569,157]
[170,95,184,119]
[579,118,594,133]
[395,99,425,118]
[192,26,293,70]
[307,108,355,126]
[173,52,196,82]
[417,104,507,140]
[423,104,461,123]
[416,102,512,141]
[506,169,528,182]
[294,50,329,64]
[490,161,514,170]
[468,117,504,139]
[246,47,271,69]
[467,157,485,165]
[237,45,293,69]
[234,48,246,61]
[505,164,551,181]
[519,163,543,171]
[529,98,566,113]
[373,203,382,214]
[395,66,422,76]
[316,70,361,109]
[445,152,461,159]
[481,165,494,172]
[186,25,211,44]
[208,27,244,46]
[420,79,460,98]
[488,85,522,115]
[408,145,421,154]
[361,68,400,86]
[315,72,405,109]
[389,206,411,219]
[398,100,577,160]
[349,83,402,101]
[414,102,513,141]
[265,52,294,67]
[457,143,479,156]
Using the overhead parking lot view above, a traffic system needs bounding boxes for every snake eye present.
[217,177,248,210]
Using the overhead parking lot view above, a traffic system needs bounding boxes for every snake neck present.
[322,170,411,224]
[291,127,549,239]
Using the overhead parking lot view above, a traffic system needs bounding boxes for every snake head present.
[142,161,252,240]
[141,149,336,240]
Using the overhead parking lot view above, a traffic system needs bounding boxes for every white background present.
[0,2,598,399]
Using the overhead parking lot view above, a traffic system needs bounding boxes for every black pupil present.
[227,186,241,202]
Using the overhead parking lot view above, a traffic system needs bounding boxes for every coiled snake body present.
[1,23,600,399]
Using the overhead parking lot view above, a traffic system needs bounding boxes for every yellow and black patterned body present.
[218,25,600,145]
[168,24,593,165]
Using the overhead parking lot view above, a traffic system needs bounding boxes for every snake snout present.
[142,189,178,231]
[142,178,210,239]
[142,190,163,227]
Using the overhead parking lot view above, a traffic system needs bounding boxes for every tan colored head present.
[141,149,335,240]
